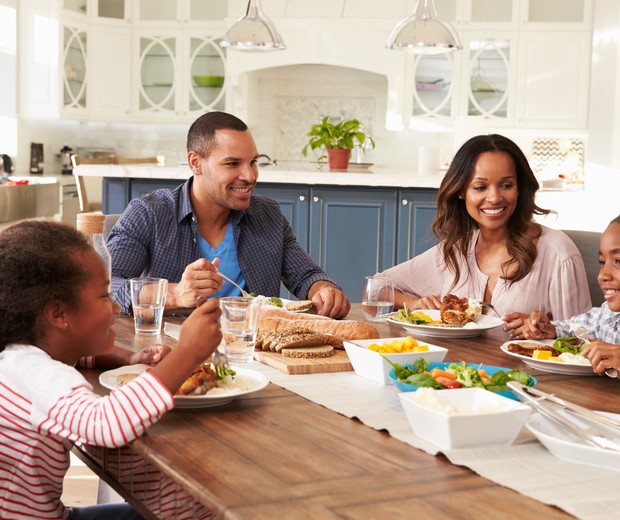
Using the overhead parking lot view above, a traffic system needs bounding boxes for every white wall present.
[0,0,17,158]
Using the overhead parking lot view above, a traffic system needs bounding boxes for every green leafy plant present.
[301,116,375,160]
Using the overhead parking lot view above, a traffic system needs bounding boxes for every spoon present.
[571,324,618,378]
[217,271,253,298]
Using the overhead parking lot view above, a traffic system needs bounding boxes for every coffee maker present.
[60,146,73,175]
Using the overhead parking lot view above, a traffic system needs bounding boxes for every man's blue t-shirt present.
[197,218,247,297]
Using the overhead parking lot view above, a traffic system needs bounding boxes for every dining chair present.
[562,228,603,306]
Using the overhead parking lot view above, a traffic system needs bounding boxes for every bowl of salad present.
[386,358,536,400]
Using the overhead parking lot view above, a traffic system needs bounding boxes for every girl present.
[522,215,620,375]
[0,221,222,519]
[381,134,591,337]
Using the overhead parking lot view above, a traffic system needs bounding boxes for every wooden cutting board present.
[253,347,353,375]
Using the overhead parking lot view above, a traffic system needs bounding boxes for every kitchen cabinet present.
[402,0,592,129]
[134,0,228,24]
[61,22,88,116]
[134,29,226,120]
[396,189,438,263]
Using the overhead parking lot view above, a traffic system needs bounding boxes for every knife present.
[508,381,620,452]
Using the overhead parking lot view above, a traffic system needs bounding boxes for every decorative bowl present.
[193,75,224,88]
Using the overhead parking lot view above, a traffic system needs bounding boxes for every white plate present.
[99,364,269,409]
[500,340,595,376]
[387,310,503,338]
[527,411,620,471]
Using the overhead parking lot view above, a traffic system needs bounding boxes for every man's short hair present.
[186,111,248,157]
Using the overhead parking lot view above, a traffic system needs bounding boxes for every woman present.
[381,134,591,338]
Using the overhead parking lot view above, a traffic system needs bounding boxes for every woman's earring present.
[64,322,68,328]
[458,194,464,199]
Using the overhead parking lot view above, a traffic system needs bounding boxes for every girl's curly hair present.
[0,221,92,351]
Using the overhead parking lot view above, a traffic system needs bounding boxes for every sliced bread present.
[280,345,335,358]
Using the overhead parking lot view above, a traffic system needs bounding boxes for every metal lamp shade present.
[220,0,286,52]
[386,0,461,55]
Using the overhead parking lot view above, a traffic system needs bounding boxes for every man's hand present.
[166,258,223,309]
[308,281,350,319]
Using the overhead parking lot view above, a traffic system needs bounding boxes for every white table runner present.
[246,360,620,520]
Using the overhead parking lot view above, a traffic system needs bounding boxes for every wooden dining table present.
[74,305,620,519]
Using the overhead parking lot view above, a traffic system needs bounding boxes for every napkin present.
[163,322,181,340]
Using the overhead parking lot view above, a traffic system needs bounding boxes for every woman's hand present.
[581,341,620,376]
[394,289,441,310]
[520,310,557,340]
[502,312,532,338]
[129,345,171,365]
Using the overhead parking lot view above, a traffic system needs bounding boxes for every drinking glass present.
[361,274,394,321]
[220,297,262,363]
[130,277,168,335]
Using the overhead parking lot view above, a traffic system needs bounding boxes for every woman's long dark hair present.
[0,221,92,351]
[432,134,551,289]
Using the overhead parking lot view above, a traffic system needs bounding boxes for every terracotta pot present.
[327,148,350,171]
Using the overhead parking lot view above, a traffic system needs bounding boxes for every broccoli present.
[411,357,429,375]
[449,362,484,388]
[269,297,283,307]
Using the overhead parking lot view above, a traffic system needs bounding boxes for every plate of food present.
[387,294,504,338]
[387,358,536,400]
[500,338,595,376]
[527,411,620,471]
[255,296,315,313]
[99,364,269,408]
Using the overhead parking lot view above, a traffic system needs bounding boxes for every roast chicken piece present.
[176,364,218,396]
[439,294,481,326]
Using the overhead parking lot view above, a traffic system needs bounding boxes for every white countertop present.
[73,163,444,189]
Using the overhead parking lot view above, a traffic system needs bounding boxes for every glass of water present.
[130,277,168,335]
[219,297,262,363]
[361,274,394,322]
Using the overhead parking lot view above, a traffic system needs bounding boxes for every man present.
[108,111,350,318]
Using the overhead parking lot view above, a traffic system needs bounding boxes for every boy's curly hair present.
[0,221,92,351]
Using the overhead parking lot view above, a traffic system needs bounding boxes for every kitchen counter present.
[73,163,445,189]
[0,176,60,228]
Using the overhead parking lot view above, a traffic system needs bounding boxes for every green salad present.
[384,357,534,392]
[553,337,586,355]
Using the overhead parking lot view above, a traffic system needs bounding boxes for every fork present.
[210,349,229,370]
[218,271,253,298]
[481,302,500,317]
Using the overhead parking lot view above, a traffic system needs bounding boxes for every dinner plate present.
[388,362,537,401]
[99,364,269,409]
[500,340,595,376]
[527,411,620,471]
[387,310,503,338]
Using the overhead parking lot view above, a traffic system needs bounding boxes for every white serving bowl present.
[343,337,447,385]
[398,387,532,450]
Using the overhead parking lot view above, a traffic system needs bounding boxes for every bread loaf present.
[258,317,379,347]
[281,345,334,358]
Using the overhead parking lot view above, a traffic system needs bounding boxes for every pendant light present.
[220,0,286,52]
[386,0,461,55]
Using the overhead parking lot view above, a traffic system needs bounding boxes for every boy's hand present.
[520,310,556,339]
[581,341,620,376]
[129,345,171,365]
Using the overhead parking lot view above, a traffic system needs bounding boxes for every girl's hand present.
[411,295,442,310]
[129,345,172,365]
[581,341,620,376]
[520,310,556,340]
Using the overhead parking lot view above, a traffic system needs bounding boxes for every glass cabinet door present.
[188,36,226,113]
[64,0,87,16]
[138,0,178,21]
[467,39,511,120]
[412,54,455,119]
[63,26,87,109]
[138,36,176,113]
[98,0,126,20]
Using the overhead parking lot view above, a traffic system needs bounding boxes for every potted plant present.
[301,116,375,171]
